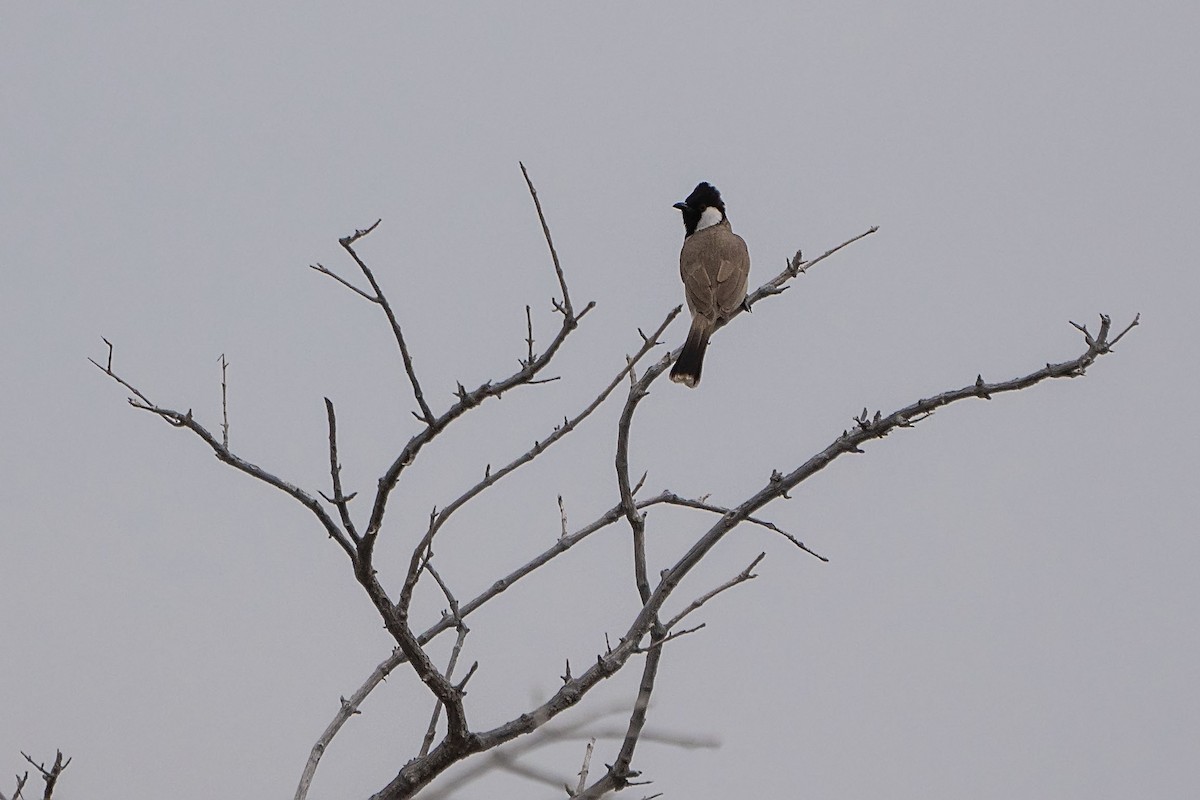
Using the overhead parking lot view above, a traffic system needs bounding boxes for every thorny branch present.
[396,305,681,617]
[336,219,436,426]
[664,553,766,632]
[89,355,357,561]
[3,751,71,800]
[520,161,574,319]
[420,625,471,759]
[573,231,884,797]
[90,160,1137,800]
[219,353,229,448]
[480,312,1139,800]
[655,493,827,562]
[0,769,26,800]
[322,398,360,542]
[296,489,699,799]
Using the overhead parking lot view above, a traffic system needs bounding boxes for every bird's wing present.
[713,232,750,317]
[680,254,715,319]
[680,224,751,323]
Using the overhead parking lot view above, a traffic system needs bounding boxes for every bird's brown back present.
[679,220,750,325]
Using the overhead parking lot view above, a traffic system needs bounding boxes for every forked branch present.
[368,311,1135,800]
[90,167,1133,800]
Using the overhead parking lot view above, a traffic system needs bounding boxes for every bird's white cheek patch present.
[695,206,724,231]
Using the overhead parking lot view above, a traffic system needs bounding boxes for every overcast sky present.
[3,3,1197,799]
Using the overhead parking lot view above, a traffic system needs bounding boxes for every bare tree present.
[90,164,1136,799]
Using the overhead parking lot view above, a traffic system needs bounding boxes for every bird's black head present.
[674,182,727,237]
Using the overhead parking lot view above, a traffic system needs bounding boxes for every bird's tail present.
[670,319,709,388]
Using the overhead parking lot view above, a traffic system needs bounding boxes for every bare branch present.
[298,490,699,793]
[520,161,573,319]
[18,751,69,800]
[336,220,435,426]
[218,354,230,449]
[295,656,401,800]
[523,305,536,366]
[435,490,679,635]
[617,379,654,605]
[574,646,662,799]
[90,352,357,560]
[0,768,28,800]
[453,661,479,692]
[572,739,596,796]
[416,706,716,800]
[633,624,706,653]
[99,181,1128,800]
[397,307,681,612]
[398,508,440,618]
[313,481,782,795]
[602,301,676,797]
[323,398,360,542]
[419,625,470,758]
[407,314,1137,799]
[88,340,151,406]
[745,225,877,314]
[357,174,600,570]
[1107,312,1141,348]
[594,342,671,799]
[657,494,828,562]
[791,225,878,275]
[90,365,469,733]
[423,559,463,628]
[309,262,378,302]
[664,553,766,632]
[356,523,473,753]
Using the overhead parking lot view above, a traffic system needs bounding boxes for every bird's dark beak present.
[672,201,689,211]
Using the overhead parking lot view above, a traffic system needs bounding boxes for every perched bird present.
[670,182,751,388]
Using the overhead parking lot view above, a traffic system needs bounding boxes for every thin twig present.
[90,354,357,560]
[294,655,402,800]
[664,553,766,632]
[658,494,827,562]
[739,226,878,325]
[423,560,462,621]
[309,262,378,302]
[633,624,706,653]
[0,769,28,800]
[337,220,435,426]
[323,398,360,542]
[419,625,470,758]
[524,305,535,365]
[88,341,151,406]
[218,354,230,449]
[519,162,573,320]
[573,738,596,795]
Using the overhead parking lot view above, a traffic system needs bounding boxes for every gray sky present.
[3,3,1197,798]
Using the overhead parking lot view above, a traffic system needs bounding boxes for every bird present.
[670,182,751,388]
